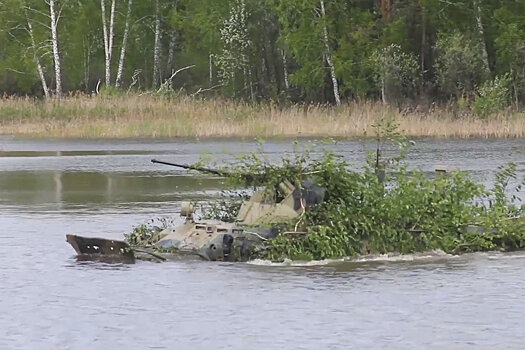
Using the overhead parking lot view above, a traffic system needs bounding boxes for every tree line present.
[1,0,524,111]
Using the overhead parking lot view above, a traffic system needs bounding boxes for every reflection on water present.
[1,138,525,349]
[0,170,224,211]
[0,150,165,157]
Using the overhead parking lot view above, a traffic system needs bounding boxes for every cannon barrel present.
[151,159,227,176]
[151,158,269,184]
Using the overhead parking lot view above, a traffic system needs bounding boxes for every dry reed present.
[0,94,524,138]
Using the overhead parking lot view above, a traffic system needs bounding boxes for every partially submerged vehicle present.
[66,159,325,262]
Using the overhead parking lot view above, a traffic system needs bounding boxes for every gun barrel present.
[151,159,225,176]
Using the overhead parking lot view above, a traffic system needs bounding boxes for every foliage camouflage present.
[194,121,525,261]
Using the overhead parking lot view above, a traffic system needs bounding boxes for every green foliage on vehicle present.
[202,120,525,261]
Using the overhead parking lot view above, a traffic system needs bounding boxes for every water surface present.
[1,137,525,349]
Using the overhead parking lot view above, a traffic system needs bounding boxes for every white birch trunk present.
[108,0,116,77]
[281,48,290,91]
[420,6,426,95]
[243,66,248,97]
[101,0,116,86]
[49,0,62,97]
[153,0,162,88]
[420,6,426,74]
[167,29,176,74]
[83,38,91,91]
[381,76,387,105]
[101,0,109,85]
[248,66,254,101]
[473,0,490,74]
[35,57,50,99]
[25,12,50,99]
[209,53,213,84]
[115,0,133,88]
[319,0,341,106]
[166,0,177,78]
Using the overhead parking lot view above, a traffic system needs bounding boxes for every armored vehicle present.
[66,159,325,262]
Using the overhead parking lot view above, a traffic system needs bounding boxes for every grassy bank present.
[1,95,524,138]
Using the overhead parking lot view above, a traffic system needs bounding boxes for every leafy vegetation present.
[473,74,512,117]
[370,44,420,105]
[433,32,489,100]
[2,0,525,115]
[125,217,177,246]
[198,120,525,261]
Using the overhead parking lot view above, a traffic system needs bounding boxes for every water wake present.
[247,250,454,267]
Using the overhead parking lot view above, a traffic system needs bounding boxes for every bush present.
[473,74,511,117]
[370,44,420,105]
[434,32,489,99]
[97,86,123,98]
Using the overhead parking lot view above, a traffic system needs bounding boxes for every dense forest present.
[1,0,524,111]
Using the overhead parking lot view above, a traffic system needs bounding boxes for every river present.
[1,137,524,349]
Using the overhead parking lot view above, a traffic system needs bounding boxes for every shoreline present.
[1,95,524,139]
[1,134,522,142]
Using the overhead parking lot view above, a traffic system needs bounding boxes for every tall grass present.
[0,94,524,138]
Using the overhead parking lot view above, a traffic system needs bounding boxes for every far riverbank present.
[1,95,524,139]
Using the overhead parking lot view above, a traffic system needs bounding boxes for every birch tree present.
[26,12,49,98]
[101,0,116,87]
[371,44,419,105]
[2,0,50,97]
[319,0,340,105]
[166,0,177,78]
[216,0,251,97]
[152,0,162,88]
[9,0,51,98]
[472,0,490,74]
[281,48,290,91]
[48,0,62,97]
[115,0,133,88]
